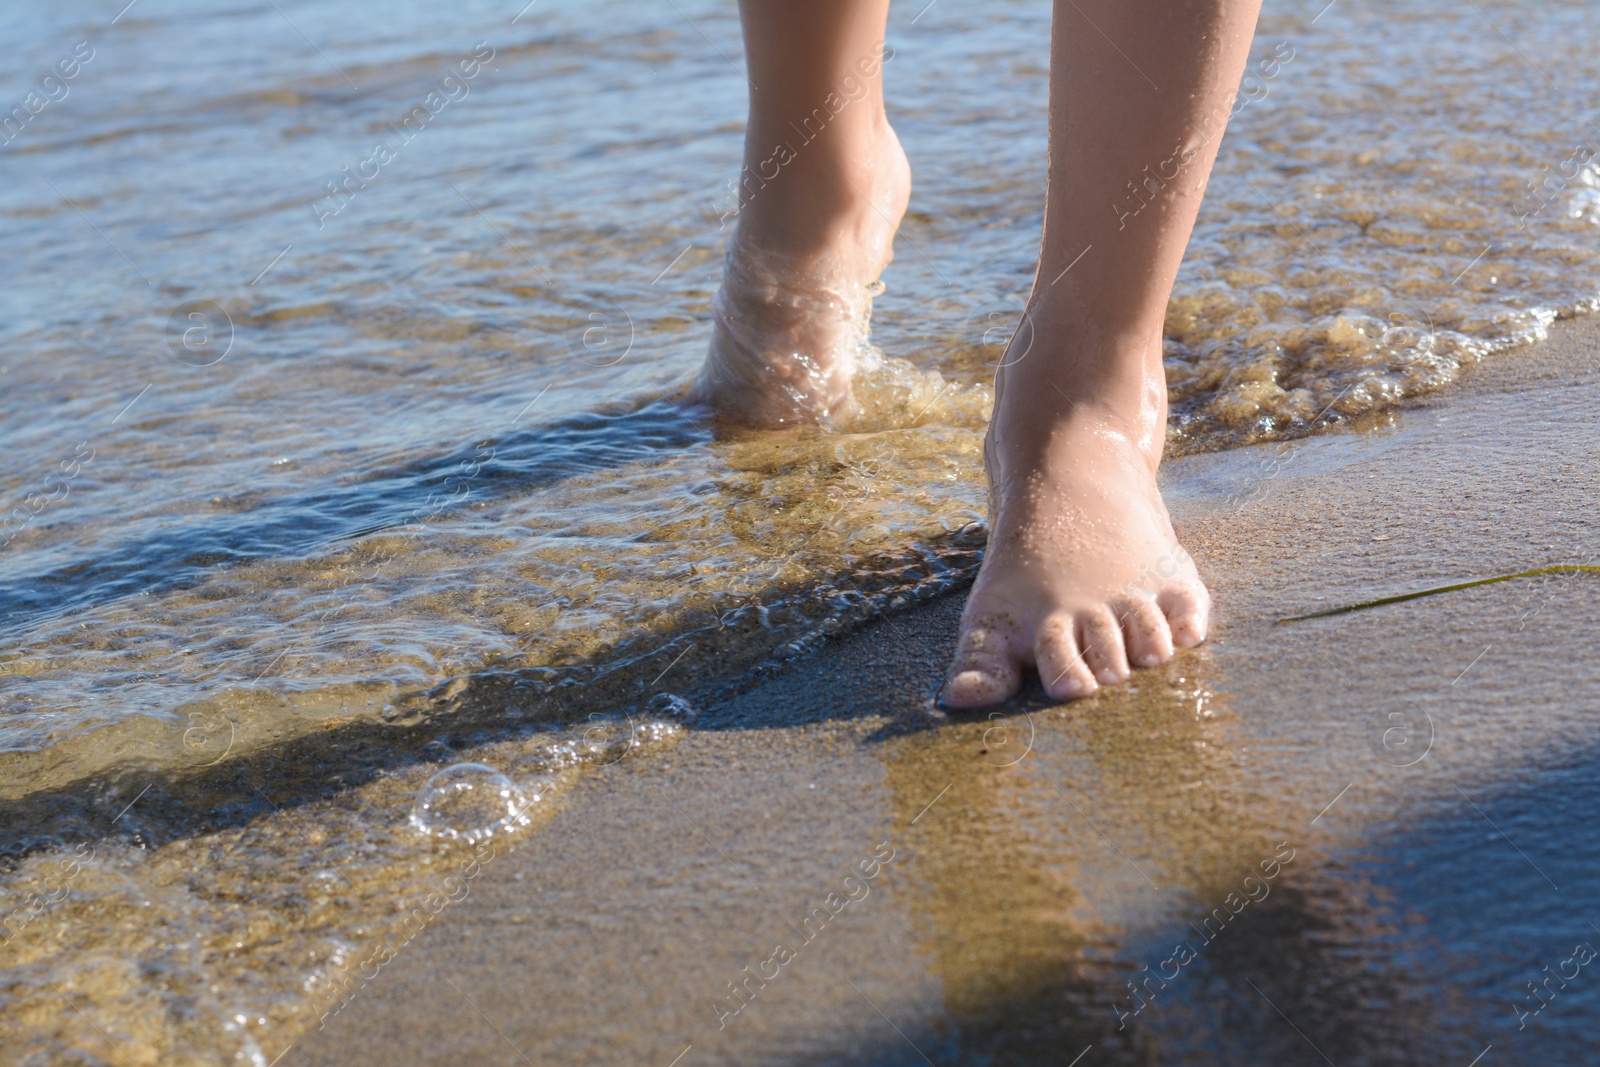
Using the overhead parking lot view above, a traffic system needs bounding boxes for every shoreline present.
[287,314,1600,1065]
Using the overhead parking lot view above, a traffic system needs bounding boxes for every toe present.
[1158,584,1211,648]
[1118,597,1175,668]
[1078,608,1131,684]
[941,621,1023,708]
[941,659,1022,708]
[1035,615,1097,701]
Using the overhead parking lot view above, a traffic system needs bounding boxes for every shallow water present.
[2,0,1600,1061]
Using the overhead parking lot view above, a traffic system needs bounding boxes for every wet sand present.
[292,316,1600,1066]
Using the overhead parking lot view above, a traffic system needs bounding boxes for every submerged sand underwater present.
[3,0,1600,1063]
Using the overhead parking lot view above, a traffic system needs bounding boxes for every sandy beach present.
[8,2,1600,1062]
[284,315,1600,1066]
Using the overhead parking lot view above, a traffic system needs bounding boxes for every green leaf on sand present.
[1280,565,1600,623]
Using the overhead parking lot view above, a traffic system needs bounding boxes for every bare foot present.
[940,342,1211,707]
[689,120,910,427]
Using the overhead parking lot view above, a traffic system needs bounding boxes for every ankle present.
[990,331,1169,474]
[995,340,1166,424]
[732,113,895,259]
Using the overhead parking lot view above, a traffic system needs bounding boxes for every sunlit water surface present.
[2,0,1598,1060]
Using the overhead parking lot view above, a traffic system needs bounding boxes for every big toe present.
[941,624,1022,709]
[941,665,1020,708]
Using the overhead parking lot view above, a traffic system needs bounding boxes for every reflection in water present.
[876,662,1245,1064]
[874,663,1479,1065]
[886,714,1119,1064]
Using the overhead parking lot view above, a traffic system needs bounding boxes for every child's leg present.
[941,0,1262,706]
[690,0,909,426]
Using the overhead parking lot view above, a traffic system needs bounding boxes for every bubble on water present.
[577,715,641,766]
[635,720,684,743]
[410,763,535,842]
[645,692,698,724]
[514,715,686,775]
[523,738,587,772]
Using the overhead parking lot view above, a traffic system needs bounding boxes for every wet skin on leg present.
[699,0,1260,706]
[941,0,1263,707]
[688,0,910,427]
